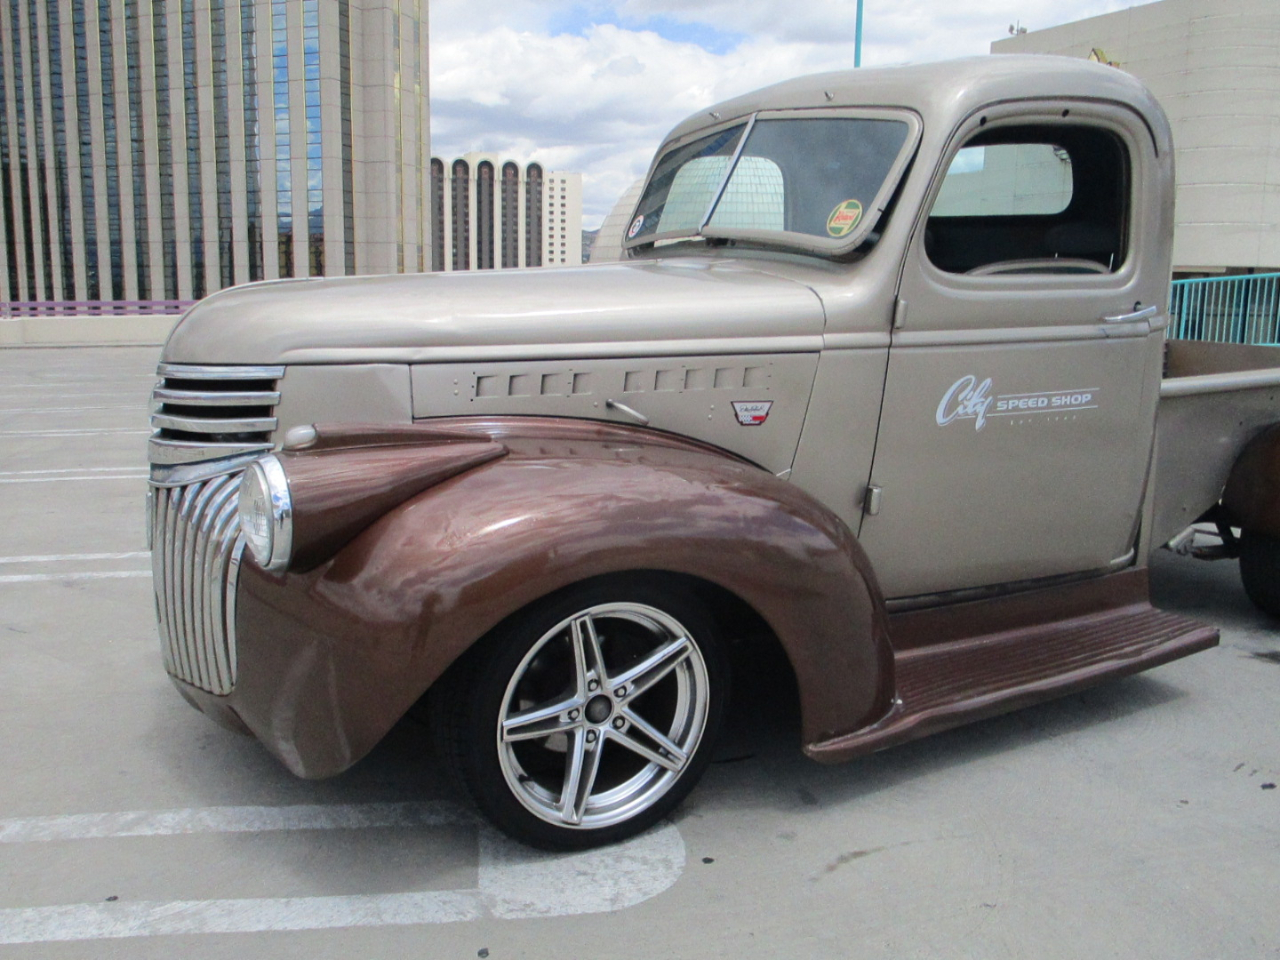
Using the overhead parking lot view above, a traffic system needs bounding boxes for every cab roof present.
[662,55,1171,156]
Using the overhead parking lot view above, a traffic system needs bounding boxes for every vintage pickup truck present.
[148,55,1280,849]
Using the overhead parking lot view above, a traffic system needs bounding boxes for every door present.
[857,101,1169,600]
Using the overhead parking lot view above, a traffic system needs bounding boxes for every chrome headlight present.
[238,455,293,572]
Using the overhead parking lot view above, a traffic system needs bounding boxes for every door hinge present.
[893,298,908,329]
[863,484,883,516]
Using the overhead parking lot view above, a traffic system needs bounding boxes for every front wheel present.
[1239,530,1280,618]
[437,580,727,850]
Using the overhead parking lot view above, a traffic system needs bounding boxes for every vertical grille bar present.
[151,471,245,696]
[149,363,280,697]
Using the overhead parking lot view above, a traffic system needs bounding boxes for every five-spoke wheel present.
[437,580,725,849]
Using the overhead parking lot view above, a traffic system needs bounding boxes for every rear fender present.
[233,418,894,777]
[1223,423,1280,537]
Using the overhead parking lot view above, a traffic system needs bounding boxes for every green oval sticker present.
[826,199,864,238]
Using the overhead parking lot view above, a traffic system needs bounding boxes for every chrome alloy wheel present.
[496,602,711,830]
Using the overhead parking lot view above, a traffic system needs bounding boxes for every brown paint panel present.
[229,417,893,778]
[282,432,507,572]
[1223,423,1280,538]
[887,568,1150,651]
[807,601,1217,763]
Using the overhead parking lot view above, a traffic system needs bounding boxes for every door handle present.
[1103,304,1158,324]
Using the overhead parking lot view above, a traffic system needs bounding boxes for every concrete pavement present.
[0,346,1276,959]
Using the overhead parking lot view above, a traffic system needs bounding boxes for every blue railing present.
[1168,273,1280,346]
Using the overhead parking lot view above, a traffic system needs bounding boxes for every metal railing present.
[0,299,194,318]
[1168,273,1280,346]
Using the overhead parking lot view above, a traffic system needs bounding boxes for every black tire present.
[1239,530,1280,618]
[435,576,727,850]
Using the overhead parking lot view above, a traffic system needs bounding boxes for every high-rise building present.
[430,152,582,271]
[0,0,430,306]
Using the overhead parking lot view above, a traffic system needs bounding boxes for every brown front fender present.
[230,418,893,778]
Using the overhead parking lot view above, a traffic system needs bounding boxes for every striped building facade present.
[0,0,430,305]
[430,152,582,272]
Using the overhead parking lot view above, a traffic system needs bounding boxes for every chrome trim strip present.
[208,496,241,692]
[1160,368,1280,398]
[892,323,1151,347]
[153,387,282,406]
[273,336,827,364]
[151,413,279,434]
[823,331,893,350]
[150,451,268,487]
[149,439,274,468]
[178,486,201,689]
[226,536,244,685]
[157,363,286,380]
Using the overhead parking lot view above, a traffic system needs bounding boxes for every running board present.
[805,603,1218,763]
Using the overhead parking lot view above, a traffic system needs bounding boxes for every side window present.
[925,125,1129,276]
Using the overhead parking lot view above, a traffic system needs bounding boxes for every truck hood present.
[162,258,827,365]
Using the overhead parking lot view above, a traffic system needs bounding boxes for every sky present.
[429,0,1160,229]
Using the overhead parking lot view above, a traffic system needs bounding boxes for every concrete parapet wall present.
[0,315,177,348]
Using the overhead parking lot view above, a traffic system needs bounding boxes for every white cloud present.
[430,0,1163,226]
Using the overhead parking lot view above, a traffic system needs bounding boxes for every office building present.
[0,0,430,305]
[430,152,582,271]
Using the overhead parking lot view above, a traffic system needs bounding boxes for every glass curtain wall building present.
[0,0,429,305]
[431,153,583,272]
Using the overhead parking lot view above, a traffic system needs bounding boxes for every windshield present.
[626,114,915,254]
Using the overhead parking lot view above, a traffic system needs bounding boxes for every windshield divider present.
[698,113,758,233]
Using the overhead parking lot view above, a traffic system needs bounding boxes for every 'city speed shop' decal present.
[936,376,1098,431]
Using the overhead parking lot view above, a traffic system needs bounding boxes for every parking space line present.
[0,571,151,584]
[0,802,470,842]
[1,406,143,415]
[0,428,150,437]
[0,468,148,477]
[0,552,150,565]
[0,474,149,484]
[0,802,686,943]
[0,892,485,943]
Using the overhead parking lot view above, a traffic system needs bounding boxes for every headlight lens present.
[238,455,293,572]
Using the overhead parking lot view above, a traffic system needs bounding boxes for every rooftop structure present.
[993,0,1280,274]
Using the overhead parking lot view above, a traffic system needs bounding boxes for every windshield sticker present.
[826,199,864,238]
[627,215,645,239]
[732,401,773,426]
[936,376,1098,431]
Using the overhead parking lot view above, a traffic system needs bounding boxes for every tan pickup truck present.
[148,55,1280,849]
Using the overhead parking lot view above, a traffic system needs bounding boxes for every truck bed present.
[1153,340,1280,547]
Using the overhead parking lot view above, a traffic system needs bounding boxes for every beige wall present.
[994,0,1280,274]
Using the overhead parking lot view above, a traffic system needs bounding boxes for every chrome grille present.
[150,363,284,466]
[150,470,245,695]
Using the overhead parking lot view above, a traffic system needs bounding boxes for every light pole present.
[855,0,864,67]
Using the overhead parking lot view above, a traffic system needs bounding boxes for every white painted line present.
[0,802,471,842]
[0,801,686,943]
[0,467,147,477]
[0,551,150,565]
[0,405,142,413]
[0,893,485,942]
[0,571,151,584]
[0,474,148,484]
[0,428,150,437]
